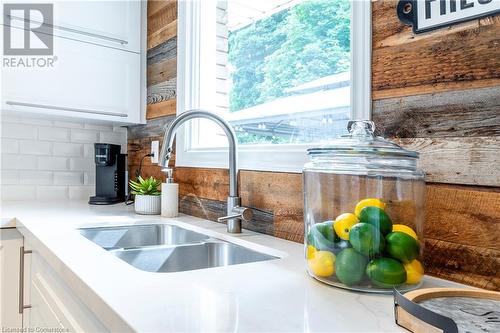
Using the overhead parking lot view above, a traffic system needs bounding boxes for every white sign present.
[398,0,500,33]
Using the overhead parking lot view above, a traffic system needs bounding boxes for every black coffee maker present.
[89,143,126,205]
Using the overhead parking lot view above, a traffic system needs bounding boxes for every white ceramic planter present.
[134,195,161,215]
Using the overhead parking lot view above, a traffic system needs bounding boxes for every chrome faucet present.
[158,110,252,233]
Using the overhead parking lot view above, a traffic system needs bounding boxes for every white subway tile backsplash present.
[19,140,52,155]
[83,144,95,158]
[1,138,19,154]
[38,126,70,142]
[53,171,83,185]
[69,186,95,200]
[38,156,69,170]
[1,170,19,185]
[1,185,37,201]
[19,171,53,185]
[1,123,38,140]
[1,115,126,201]
[53,142,83,157]
[36,186,68,200]
[71,129,99,143]
[53,120,84,129]
[1,154,37,170]
[84,123,113,131]
[83,171,95,185]
[69,157,94,172]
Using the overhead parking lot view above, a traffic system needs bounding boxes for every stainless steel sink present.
[79,224,209,250]
[110,241,276,272]
[79,223,278,272]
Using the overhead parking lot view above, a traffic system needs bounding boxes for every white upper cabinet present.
[4,0,141,53]
[1,0,146,124]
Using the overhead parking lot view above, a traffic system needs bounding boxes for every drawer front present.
[2,30,141,123]
[29,252,108,333]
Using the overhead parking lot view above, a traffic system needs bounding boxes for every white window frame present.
[176,0,371,173]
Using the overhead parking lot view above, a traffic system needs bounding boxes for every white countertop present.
[1,201,467,332]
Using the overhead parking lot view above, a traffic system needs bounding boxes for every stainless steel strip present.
[6,101,128,118]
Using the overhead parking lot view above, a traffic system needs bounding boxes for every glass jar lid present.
[307,120,418,159]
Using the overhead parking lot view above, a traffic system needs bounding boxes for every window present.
[177,0,371,172]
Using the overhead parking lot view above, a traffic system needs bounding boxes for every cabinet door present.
[2,31,142,124]
[4,0,142,53]
[27,251,108,332]
[0,229,23,329]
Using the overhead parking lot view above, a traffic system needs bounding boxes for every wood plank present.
[148,19,177,50]
[373,86,500,138]
[148,0,176,19]
[372,1,500,99]
[146,99,176,119]
[127,115,175,140]
[424,238,499,291]
[147,37,177,66]
[147,78,176,104]
[424,184,500,251]
[147,0,177,36]
[147,57,176,86]
[373,78,500,100]
[396,137,500,186]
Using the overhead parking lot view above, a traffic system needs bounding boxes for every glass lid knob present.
[347,120,375,137]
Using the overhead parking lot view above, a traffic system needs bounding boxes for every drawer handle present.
[6,101,128,118]
[7,15,128,45]
[19,247,32,314]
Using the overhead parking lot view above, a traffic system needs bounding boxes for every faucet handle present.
[218,206,253,222]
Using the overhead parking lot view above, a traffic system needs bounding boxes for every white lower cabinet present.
[0,233,108,332]
[23,244,108,332]
[0,229,23,329]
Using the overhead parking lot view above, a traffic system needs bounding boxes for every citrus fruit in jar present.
[349,223,385,257]
[354,198,386,217]
[366,257,407,288]
[392,224,418,240]
[308,251,336,277]
[385,231,420,263]
[358,206,393,236]
[307,221,337,251]
[335,248,368,286]
[404,259,424,284]
[334,213,359,240]
[306,244,317,259]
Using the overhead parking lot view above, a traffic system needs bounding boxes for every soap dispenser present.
[161,168,178,218]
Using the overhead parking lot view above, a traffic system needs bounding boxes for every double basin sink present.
[79,224,277,273]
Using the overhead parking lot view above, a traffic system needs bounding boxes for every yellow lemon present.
[307,251,335,277]
[392,224,418,240]
[334,213,359,240]
[404,259,424,284]
[354,198,386,216]
[306,245,317,259]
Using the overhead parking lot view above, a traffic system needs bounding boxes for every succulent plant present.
[129,176,161,196]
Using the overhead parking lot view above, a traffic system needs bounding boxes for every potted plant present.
[129,176,161,215]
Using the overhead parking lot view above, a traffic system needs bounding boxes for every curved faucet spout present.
[158,110,238,197]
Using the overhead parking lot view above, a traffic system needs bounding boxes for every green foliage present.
[129,176,161,196]
[228,0,351,112]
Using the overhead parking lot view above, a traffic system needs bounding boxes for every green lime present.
[385,232,420,263]
[366,257,407,287]
[349,223,385,257]
[335,248,368,286]
[307,221,339,252]
[358,206,393,236]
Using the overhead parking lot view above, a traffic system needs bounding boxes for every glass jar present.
[303,120,425,293]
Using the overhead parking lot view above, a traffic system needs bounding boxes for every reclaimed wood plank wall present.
[128,0,499,291]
